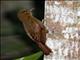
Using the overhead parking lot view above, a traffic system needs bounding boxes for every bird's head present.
[17,8,34,22]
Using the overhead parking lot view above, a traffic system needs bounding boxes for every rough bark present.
[44,1,80,60]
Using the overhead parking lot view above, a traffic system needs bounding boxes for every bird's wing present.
[40,29,46,44]
[23,22,40,41]
[32,23,46,44]
[23,22,46,44]
[32,17,47,44]
[31,23,42,42]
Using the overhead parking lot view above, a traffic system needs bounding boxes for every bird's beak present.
[30,8,35,12]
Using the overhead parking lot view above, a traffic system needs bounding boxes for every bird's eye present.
[22,10,26,13]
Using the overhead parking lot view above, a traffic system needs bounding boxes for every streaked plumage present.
[17,9,52,55]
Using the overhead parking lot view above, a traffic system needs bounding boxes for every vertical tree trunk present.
[44,0,80,60]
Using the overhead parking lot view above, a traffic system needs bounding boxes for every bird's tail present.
[37,42,52,55]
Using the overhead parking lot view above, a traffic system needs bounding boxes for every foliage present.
[16,51,43,60]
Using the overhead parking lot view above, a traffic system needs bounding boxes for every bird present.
[17,9,52,55]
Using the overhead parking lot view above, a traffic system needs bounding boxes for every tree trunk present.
[44,1,80,60]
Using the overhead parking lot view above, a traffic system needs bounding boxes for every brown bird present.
[17,9,52,55]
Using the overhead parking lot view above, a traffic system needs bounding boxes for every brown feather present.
[17,9,52,55]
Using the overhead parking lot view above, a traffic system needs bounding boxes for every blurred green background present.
[1,0,44,60]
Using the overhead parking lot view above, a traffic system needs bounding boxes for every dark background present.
[1,0,44,60]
